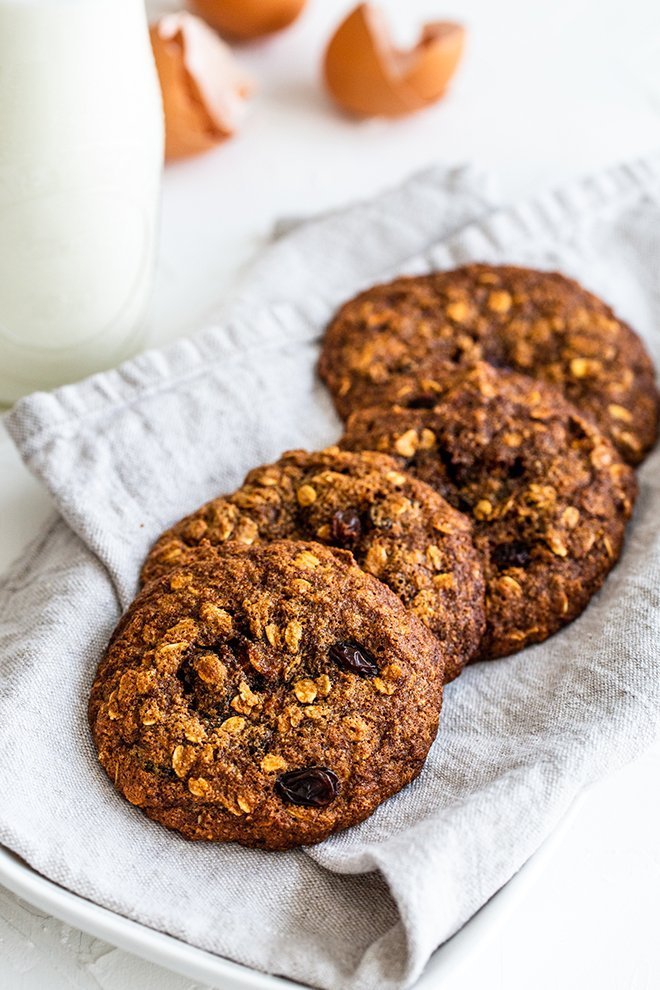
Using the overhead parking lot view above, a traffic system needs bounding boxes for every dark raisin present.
[567,415,590,442]
[485,354,512,371]
[176,656,196,694]
[455,494,473,514]
[329,640,379,676]
[437,446,477,489]
[275,767,339,807]
[508,456,525,479]
[249,672,267,693]
[405,393,437,410]
[492,540,532,570]
[330,509,362,548]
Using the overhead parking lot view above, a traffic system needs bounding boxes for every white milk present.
[0,0,164,402]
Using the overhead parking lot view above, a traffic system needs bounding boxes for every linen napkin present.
[2,158,660,990]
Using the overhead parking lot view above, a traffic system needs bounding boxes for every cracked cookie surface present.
[142,448,485,681]
[319,263,659,464]
[90,540,445,849]
[340,363,637,660]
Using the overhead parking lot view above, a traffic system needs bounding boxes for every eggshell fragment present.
[323,4,465,118]
[189,0,306,41]
[150,12,253,161]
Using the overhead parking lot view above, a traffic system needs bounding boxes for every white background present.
[2,0,660,987]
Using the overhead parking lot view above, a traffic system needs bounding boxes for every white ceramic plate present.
[0,799,578,989]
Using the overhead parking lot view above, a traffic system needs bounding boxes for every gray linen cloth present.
[1,159,660,990]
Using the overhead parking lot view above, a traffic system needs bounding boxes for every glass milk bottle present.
[0,0,164,402]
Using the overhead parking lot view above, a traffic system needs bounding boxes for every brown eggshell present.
[403,22,466,102]
[188,0,306,41]
[150,13,253,161]
[323,4,465,118]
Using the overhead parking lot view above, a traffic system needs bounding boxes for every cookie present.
[90,540,445,849]
[319,264,659,464]
[340,363,637,660]
[142,447,486,682]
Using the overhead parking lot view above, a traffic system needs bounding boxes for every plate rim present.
[0,798,580,989]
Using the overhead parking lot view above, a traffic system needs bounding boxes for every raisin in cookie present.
[141,448,485,682]
[320,264,659,464]
[341,363,637,660]
[90,540,445,849]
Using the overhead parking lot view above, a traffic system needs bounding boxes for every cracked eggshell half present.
[323,3,465,118]
[150,12,254,161]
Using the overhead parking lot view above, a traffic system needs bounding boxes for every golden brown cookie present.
[319,264,659,464]
[340,363,637,660]
[90,540,445,849]
[141,448,486,682]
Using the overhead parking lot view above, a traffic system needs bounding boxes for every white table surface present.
[2,0,660,987]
